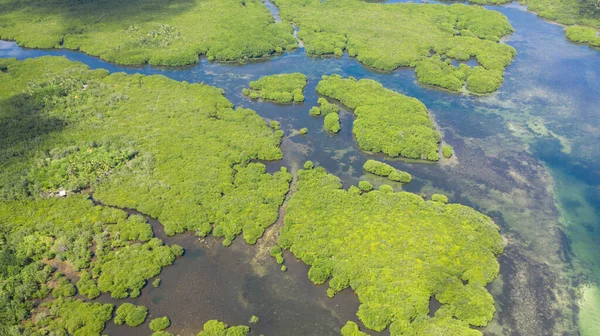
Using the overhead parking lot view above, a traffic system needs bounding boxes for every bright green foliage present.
[0,0,297,66]
[324,112,341,133]
[249,315,260,324]
[565,26,600,47]
[316,75,441,160]
[94,238,178,298]
[246,73,307,103]
[106,214,153,242]
[465,67,504,94]
[152,278,162,288]
[442,145,454,158]
[415,57,470,92]
[363,160,412,183]
[520,0,600,48]
[358,181,373,192]
[309,106,322,116]
[318,98,339,116]
[273,0,515,92]
[171,244,184,257]
[299,127,308,135]
[77,271,100,299]
[114,303,148,327]
[270,245,284,264]
[431,194,449,204]
[150,316,171,331]
[35,298,113,336]
[341,321,368,336]
[196,320,250,336]
[0,57,291,241]
[51,273,76,298]
[280,165,504,334]
[281,265,287,272]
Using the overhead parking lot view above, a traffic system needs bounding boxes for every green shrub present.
[197,320,250,336]
[38,298,114,335]
[363,160,412,183]
[77,271,100,299]
[431,194,449,204]
[318,99,339,115]
[270,245,284,264]
[114,303,148,327]
[341,321,368,336]
[442,145,454,158]
[51,274,76,298]
[152,278,161,288]
[309,106,322,116]
[150,316,171,331]
[249,315,260,324]
[324,113,341,133]
[299,127,308,135]
[358,181,373,192]
[245,73,308,103]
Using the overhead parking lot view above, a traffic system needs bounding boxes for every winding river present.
[1,1,599,335]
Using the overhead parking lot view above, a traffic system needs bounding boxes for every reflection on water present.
[1,2,600,335]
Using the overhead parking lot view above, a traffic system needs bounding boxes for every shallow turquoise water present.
[1,2,599,335]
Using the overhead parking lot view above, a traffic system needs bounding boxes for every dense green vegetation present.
[31,298,114,336]
[363,160,412,183]
[0,57,291,334]
[443,145,454,158]
[565,26,600,47]
[280,164,504,334]
[0,0,297,66]
[273,0,516,93]
[197,320,250,336]
[324,112,341,133]
[150,316,171,332]
[432,194,449,204]
[114,303,148,327]
[341,321,368,336]
[243,73,307,103]
[316,75,442,160]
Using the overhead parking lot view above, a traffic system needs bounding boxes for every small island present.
[316,75,442,160]
[243,73,307,103]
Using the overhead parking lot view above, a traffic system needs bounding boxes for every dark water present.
[2,2,600,335]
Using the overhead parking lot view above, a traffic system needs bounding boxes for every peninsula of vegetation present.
[243,72,307,103]
[363,160,412,183]
[0,0,297,65]
[273,0,517,93]
[316,75,442,160]
[279,163,504,335]
[0,56,292,334]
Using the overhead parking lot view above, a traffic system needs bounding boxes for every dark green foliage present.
[442,145,454,158]
[363,160,412,183]
[341,321,368,336]
[324,112,341,133]
[316,75,441,160]
[150,316,171,331]
[94,238,178,298]
[77,271,100,299]
[0,0,297,66]
[114,303,148,327]
[358,181,373,192]
[273,0,515,92]
[51,273,76,298]
[197,320,250,336]
[280,165,503,334]
[431,194,449,204]
[34,298,113,336]
[246,73,307,103]
[171,244,184,257]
